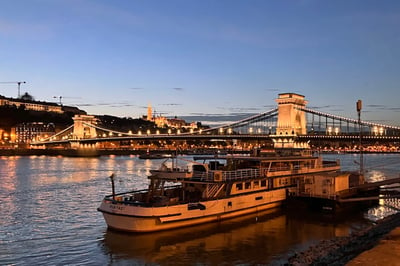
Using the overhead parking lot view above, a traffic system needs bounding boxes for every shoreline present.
[287,212,400,265]
[1,148,400,157]
[0,148,251,157]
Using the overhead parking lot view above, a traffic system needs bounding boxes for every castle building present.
[145,104,198,129]
[0,95,63,113]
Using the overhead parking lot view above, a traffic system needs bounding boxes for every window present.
[245,182,251,189]
[253,181,259,188]
[261,180,267,187]
[236,183,243,190]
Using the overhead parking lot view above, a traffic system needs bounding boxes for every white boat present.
[97,149,342,232]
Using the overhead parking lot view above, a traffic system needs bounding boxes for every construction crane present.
[53,96,81,106]
[0,81,26,98]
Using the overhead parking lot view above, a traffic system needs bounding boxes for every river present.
[1,153,399,265]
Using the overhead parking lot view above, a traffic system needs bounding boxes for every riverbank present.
[287,212,400,265]
[347,226,400,265]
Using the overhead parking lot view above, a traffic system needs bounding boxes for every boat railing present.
[192,171,214,181]
[222,168,261,181]
[190,159,341,182]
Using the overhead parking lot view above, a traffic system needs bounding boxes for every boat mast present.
[109,173,116,200]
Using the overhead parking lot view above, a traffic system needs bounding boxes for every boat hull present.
[98,189,286,232]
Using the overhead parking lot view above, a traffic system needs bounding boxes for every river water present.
[1,153,399,265]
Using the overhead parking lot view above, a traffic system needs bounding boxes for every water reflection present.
[1,154,399,265]
[366,197,400,222]
[101,210,284,265]
[100,208,365,265]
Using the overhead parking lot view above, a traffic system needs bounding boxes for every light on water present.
[1,154,399,265]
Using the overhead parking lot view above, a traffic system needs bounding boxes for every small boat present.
[98,148,347,233]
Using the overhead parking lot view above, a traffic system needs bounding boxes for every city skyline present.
[1,0,400,125]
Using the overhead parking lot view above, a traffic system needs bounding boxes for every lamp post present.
[356,100,363,175]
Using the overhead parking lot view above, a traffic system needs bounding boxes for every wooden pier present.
[338,177,400,203]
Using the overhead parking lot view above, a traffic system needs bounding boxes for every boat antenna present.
[109,173,116,200]
[356,100,363,175]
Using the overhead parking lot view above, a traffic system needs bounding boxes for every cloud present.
[216,106,266,113]
[76,101,137,108]
[181,112,258,123]
[367,104,400,112]
[265,88,281,92]
[308,105,342,110]
[160,103,182,106]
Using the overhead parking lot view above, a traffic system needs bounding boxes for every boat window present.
[245,182,251,189]
[228,201,232,207]
[305,178,313,184]
[193,164,207,172]
[279,178,288,185]
[253,180,259,188]
[236,183,243,190]
[209,161,223,170]
[261,180,267,187]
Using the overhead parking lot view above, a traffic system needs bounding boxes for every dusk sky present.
[1,0,400,125]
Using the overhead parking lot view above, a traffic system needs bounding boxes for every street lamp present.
[356,99,363,175]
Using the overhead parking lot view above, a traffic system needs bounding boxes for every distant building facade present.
[13,122,56,143]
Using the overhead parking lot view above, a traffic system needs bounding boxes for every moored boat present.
[97,149,344,232]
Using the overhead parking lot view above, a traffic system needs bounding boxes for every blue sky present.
[1,0,400,125]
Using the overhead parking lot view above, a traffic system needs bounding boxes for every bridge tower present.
[273,93,308,149]
[72,115,98,139]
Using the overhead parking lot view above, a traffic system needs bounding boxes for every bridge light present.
[379,127,384,135]
[228,128,232,134]
[128,130,132,135]
[327,126,332,135]
[373,126,378,135]
[219,128,224,134]
[118,133,122,137]
[103,133,107,137]
[334,127,339,135]
[146,129,150,135]
[257,128,262,134]
[249,127,253,134]
[156,130,160,135]
[168,129,172,135]
[138,131,142,135]
[177,129,181,134]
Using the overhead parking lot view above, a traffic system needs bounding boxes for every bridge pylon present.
[72,115,98,139]
[272,93,309,149]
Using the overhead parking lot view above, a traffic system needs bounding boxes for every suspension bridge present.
[31,93,400,150]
